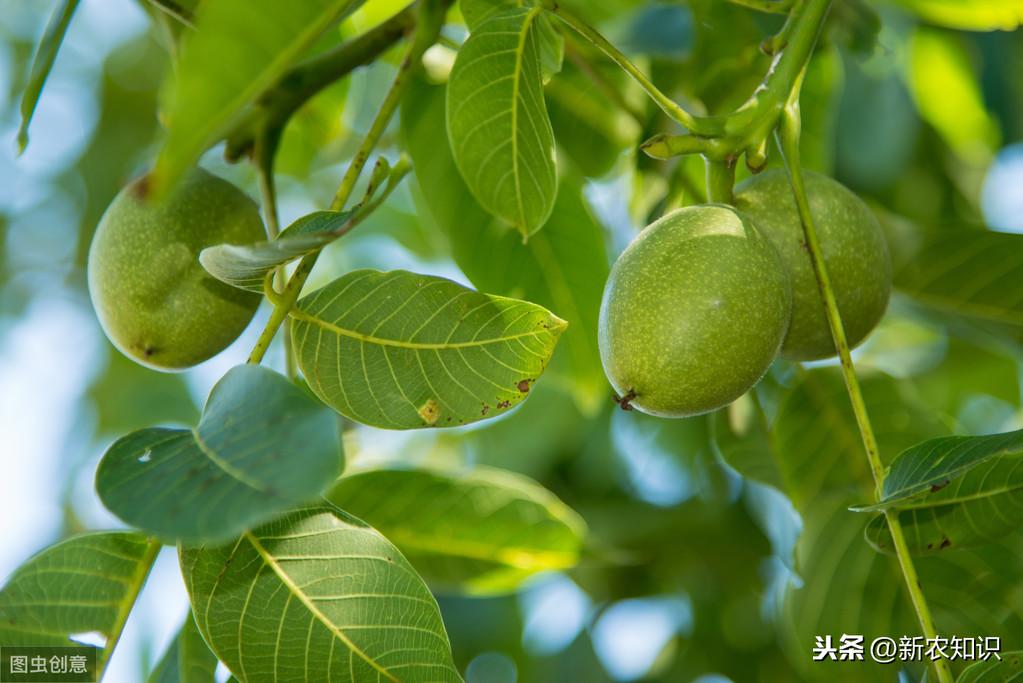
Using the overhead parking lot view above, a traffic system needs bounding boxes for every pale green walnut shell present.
[734,169,892,361]
[88,168,265,371]
[598,204,792,418]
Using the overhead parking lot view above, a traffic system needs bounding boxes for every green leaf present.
[180,505,461,683]
[200,210,354,293]
[855,429,1023,554]
[919,534,1023,646]
[402,77,608,411]
[461,0,519,30]
[783,502,1023,682]
[712,393,785,492]
[535,14,565,81]
[148,612,217,683]
[0,533,159,677]
[96,365,342,543]
[291,269,566,429]
[781,495,918,683]
[895,228,1023,329]
[873,429,1023,506]
[447,6,558,238]
[958,651,1023,681]
[16,0,80,153]
[460,0,564,81]
[894,0,1023,30]
[327,467,587,594]
[152,0,366,195]
[772,368,947,510]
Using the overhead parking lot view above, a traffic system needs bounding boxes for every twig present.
[247,1,449,365]
[225,6,416,161]
[542,0,714,135]
[776,82,955,683]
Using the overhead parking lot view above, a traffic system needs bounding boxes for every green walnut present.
[734,169,891,361]
[88,168,264,371]
[598,204,792,417]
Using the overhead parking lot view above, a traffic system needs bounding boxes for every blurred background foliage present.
[1,0,1022,681]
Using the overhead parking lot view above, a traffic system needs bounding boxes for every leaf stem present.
[96,539,160,680]
[776,96,955,683]
[253,130,296,379]
[705,158,736,203]
[247,0,448,365]
[328,2,444,212]
[248,253,318,365]
[542,1,715,135]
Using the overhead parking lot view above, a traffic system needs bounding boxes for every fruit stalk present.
[705,159,736,203]
[776,93,955,683]
[253,131,297,378]
[639,0,833,166]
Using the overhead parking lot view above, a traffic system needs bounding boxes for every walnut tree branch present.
[225,5,416,162]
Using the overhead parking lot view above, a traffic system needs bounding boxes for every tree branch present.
[225,6,416,162]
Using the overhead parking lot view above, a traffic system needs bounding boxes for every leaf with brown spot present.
[291,269,566,430]
[857,429,1023,555]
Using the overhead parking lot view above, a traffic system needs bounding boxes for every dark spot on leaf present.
[939,537,951,549]
[497,400,511,409]
[930,479,950,493]
[517,380,531,393]
[481,404,490,416]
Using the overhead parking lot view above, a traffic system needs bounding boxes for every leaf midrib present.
[885,475,1023,510]
[243,531,401,683]
[191,427,270,494]
[883,443,1020,502]
[289,305,563,350]
[510,6,544,232]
